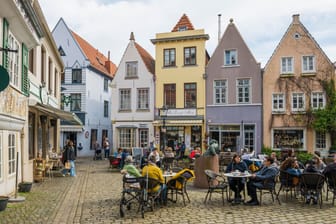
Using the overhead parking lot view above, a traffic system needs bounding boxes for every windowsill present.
[291,110,306,114]
[221,64,240,68]
[118,109,132,113]
[162,65,177,69]
[301,72,316,77]
[125,76,138,79]
[136,109,150,112]
[280,73,295,77]
[183,64,198,67]
[272,111,285,114]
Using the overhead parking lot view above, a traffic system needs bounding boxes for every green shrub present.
[296,151,313,164]
[261,145,272,156]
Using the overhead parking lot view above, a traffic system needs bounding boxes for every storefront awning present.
[152,120,203,126]
[60,125,83,132]
[31,102,83,126]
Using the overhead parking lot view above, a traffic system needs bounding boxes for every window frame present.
[163,48,176,67]
[164,84,176,108]
[119,88,131,111]
[315,131,326,150]
[139,129,149,148]
[311,92,325,109]
[281,56,294,74]
[72,68,82,83]
[8,33,20,88]
[302,55,315,73]
[125,61,138,78]
[119,128,136,148]
[272,93,285,112]
[224,49,237,66]
[236,79,251,104]
[292,92,305,112]
[104,100,109,117]
[8,133,16,175]
[184,47,196,65]
[104,78,108,92]
[137,88,149,110]
[213,80,227,104]
[70,93,81,111]
[184,83,197,108]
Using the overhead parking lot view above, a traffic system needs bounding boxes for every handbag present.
[65,161,71,169]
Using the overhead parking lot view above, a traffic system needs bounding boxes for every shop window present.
[273,129,304,150]
[119,128,135,148]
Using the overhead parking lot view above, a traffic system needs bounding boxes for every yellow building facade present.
[151,14,209,153]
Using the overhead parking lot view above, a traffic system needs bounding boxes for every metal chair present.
[325,172,336,205]
[204,169,229,205]
[300,173,325,208]
[256,172,281,205]
[167,169,194,206]
[277,170,300,200]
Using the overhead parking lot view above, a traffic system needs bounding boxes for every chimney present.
[108,50,110,61]
[218,14,221,44]
[292,14,300,24]
[105,51,111,73]
[130,32,135,41]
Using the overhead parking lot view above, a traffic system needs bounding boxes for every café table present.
[223,171,252,203]
[163,172,176,184]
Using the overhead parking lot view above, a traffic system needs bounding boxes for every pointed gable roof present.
[264,14,333,69]
[71,31,116,78]
[171,13,195,32]
[135,42,155,75]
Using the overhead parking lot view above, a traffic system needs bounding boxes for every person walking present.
[103,137,110,159]
[62,140,76,177]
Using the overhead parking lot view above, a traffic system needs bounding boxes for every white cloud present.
[39,0,336,66]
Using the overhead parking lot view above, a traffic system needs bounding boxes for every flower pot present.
[0,196,9,212]
[18,182,33,193]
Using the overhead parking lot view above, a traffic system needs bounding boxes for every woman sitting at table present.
[280,157,302,177]
[225,154,248,203]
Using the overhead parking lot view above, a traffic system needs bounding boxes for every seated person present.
[245,157,278,206]
[142,155,167,205]
[225,154,248,203]
[280,157,302,177]
[303,160,321,205]
[189,147,202,161]
[241,148,255,160]
[312,155,326,172]
[149,147,161,168]
[323,154,336,182]
[164,147,175,158]
[121,155,141,177]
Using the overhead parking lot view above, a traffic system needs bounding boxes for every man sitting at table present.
[245,157,278,206]
[226,154,248,203]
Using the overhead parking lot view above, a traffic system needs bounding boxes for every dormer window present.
[225,49,237,66]
[178,26,187,31]
[58,46,66,56]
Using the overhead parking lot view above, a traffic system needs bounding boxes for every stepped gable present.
[72,31,116,78]
[171,13,195,32]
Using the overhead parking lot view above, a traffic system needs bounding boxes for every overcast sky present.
[39,0,336,67]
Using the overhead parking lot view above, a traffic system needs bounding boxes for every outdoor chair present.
[256,172,281,205]
[325,172,336,206]
[204,169,229,205]
[300,172,325,208]
[277,170,300,200]
[167,169,195,206]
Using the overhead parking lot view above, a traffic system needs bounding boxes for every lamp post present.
[160,106,168,151]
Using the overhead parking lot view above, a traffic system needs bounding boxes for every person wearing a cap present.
[121,155,141,177]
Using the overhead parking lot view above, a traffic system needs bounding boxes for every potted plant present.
[0,196,9,212]
[18,182,33,193]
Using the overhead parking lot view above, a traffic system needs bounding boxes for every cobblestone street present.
[1,157,336,224]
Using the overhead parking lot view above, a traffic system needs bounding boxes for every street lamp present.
[160,106,168,151]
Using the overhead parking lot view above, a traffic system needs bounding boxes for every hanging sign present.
[0,65,10,92]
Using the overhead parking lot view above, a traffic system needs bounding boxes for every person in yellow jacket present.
[142,155,167,205]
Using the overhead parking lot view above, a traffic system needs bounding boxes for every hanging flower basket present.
[0,196,9,212]
[18,182,33,193]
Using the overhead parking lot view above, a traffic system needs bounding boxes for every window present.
[224,49,237,65]
[119,89,131,110]
[90,129,98,150]
[236,79,250,103]
[126,61,138,78]
[164,49,176,67]
[104,100,109,117]
[119,128,135,148]
[104,78,108,91]
[8,133,16,175]
[316,131,326,150]
[72,69,82,83]
[311,92,325,109]
[139,129,149,148]
[70,93,81,111]
[61,72,65,84]
[184,83,196,108]
[29,49,35,74]
[302,55,315,72]
[214,80,227,104]
[178,26,187,31]
[137,88,149,110]
[273,129,304,150]
[8,34,19,87]
[272,93,285,112]
[60,93,65,110]
[244,125,255,151]
[184,47,196,65]
[292,93,305,112]
[164,84,176,108]
[281,57,294,73]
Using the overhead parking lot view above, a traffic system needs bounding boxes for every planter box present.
[194,155,219,189]
[0,196,9,212]
[18,182,33,193]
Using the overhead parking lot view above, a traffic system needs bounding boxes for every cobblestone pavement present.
[1,157,336,224]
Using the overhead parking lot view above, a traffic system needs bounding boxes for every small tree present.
[312,79,336,151]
